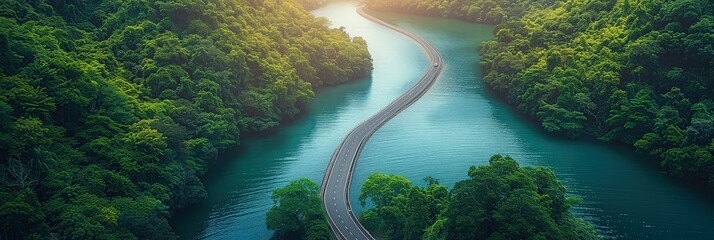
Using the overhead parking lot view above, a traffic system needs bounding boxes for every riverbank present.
[349,9,714,239]
[320,6,443,239]
[174,2,714,239]
[171,3,432,238]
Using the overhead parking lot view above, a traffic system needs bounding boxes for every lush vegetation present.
[367,0,714,190]
[266,178,329,240]
[0,0,371,238]
[478,0,714,189]
[295,0,328,10]
[359,155,600,240]
[364,0,557,24]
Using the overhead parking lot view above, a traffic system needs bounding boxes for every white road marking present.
[321,13,441,239]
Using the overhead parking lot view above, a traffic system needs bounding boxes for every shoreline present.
[320,5,444,239]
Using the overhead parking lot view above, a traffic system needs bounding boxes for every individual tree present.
[266,178,328,240]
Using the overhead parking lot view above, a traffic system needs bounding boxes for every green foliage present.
[266,178,329,240]
[0,189,49,239]
[537,101,587,137]
[294,0,328,10]
[359,173,448,240]
[365,0,557,24]
[374,0,714,190]
[359,155,600,240]
[475,0,714,189]
[0,0,372,238]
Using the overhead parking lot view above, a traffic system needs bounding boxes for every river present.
[173,1,714,239]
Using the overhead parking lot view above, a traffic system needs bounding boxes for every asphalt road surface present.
[320,7,444,240]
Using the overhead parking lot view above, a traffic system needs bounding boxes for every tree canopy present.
[368,0,714,191]
[359,155,600,240]
[294,0,329,10]
[0,0,371,238]
[477,0,714,190]
[364,0,557,24]
[266,178,329,240]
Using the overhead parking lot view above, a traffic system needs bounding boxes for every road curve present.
[320,7,443,240]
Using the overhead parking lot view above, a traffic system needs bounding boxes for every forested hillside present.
[0,0,371,238]
[295,0,328,10]
[358,155,600,240]
[364,0,557,24]
[366,0,714,191]
[479,0,714,189]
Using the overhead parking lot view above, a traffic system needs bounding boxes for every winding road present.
[320,7,443,240]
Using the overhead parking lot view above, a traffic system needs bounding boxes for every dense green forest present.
[480,0,714,189]
[0,0,371,238]
[295,0,328,10]
[266,178,329,240]
[364,0,557,24]
[357,155,599,240]
[367,0,714,190]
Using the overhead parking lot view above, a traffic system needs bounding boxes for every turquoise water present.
[173,1,714,239]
